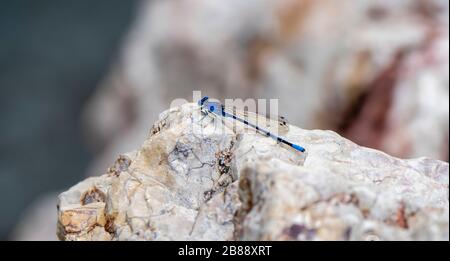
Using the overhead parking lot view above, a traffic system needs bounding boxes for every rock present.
[57,103,449,240]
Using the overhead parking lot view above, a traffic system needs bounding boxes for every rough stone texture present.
[58,103,449,241]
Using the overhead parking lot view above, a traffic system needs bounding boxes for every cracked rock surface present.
[57,103,449,240]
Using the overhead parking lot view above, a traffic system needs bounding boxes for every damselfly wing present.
[222,107,289,136]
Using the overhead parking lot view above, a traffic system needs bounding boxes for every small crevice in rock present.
[216,144,234,176]
[282,224,316,240]
[168,141,215,173]
[383,202,410,229]
[107,154,132,177]
[105,214,116,234]
[203,141,236,202]
[81,187,106,205]
[173,141,191,158]
[150,119,167,136]
[395,202,409,229]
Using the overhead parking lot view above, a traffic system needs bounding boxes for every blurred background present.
[0,0,448,240]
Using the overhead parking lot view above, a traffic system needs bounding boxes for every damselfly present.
[198,96,306,153]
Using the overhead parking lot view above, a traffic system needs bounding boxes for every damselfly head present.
[198,96,222,115]
[205,102,223,115]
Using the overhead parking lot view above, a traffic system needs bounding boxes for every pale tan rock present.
[58,103,449,241]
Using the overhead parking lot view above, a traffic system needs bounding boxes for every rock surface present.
[57,103,449,240]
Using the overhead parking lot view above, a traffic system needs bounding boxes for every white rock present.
[58,103,449,240]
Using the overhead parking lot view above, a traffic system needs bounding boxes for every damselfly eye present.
[209,105,215,112]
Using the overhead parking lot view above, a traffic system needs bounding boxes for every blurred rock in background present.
[84,0,449,180]
[10,193,58,241]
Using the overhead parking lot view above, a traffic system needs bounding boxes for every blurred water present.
[0,0,136,239]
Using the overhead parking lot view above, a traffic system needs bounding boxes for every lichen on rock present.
[57,103,449,241]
